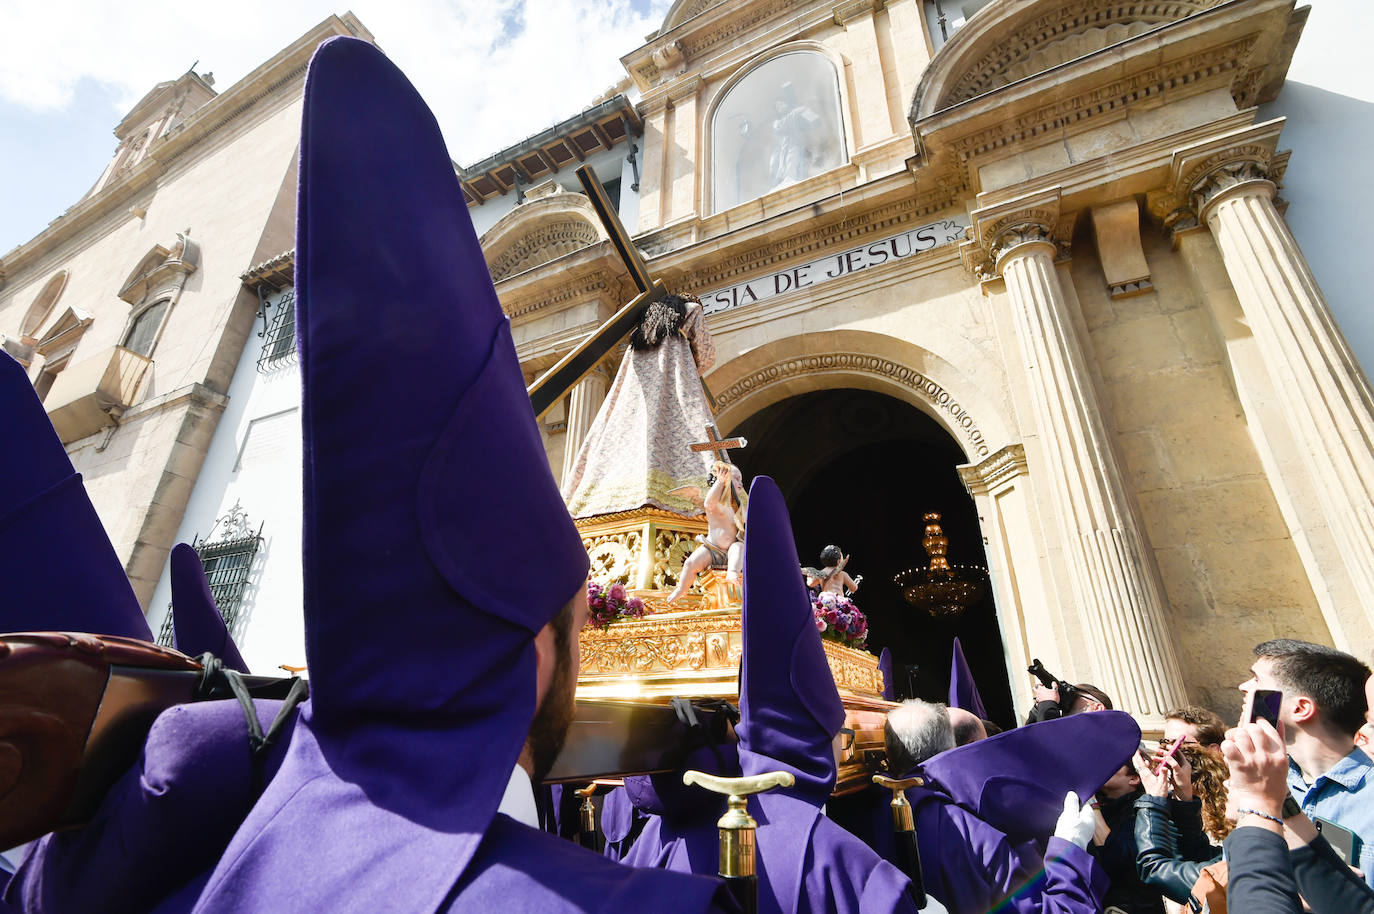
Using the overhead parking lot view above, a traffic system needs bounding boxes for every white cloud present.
[0,0,670,162]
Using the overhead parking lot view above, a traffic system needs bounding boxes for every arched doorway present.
[730,387,1015,727]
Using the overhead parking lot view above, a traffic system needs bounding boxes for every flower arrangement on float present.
[812,591,868,649]
[585,580,648,630]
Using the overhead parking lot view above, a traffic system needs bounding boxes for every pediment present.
[117,232,200,305]
[480,192,607,283]
[35,305,93,355]
[660,0,723,34]
[913,0,1224,118]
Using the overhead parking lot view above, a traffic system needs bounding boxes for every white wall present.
[1260,0,1374,376]
[147,286,305,674]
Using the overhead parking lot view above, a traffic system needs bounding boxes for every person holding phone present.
[1241,640,1374,887]
[1221,718,1374,914]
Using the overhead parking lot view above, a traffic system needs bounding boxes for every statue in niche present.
[768,81,823,190]
[666,460,748,602]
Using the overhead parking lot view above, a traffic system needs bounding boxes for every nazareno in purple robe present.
[828,708,1140,914]
[9,36,734,914]
[624,477,918,913]
[169,542,250,673]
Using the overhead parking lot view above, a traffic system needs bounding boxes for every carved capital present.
[834,0,884,26]
[990,221,1056,265]
[1168,122,1285,223]
[965,188,1062,279]
[958,443,1028,497]
[1190,158,1275,215]
[665,74,704,105]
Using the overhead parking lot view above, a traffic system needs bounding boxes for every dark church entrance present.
[729,387,1016,728]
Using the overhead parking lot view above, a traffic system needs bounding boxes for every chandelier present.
[893,512,988,619]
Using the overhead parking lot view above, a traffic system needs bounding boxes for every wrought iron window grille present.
[155,501,265,648]
[256,288,297,372]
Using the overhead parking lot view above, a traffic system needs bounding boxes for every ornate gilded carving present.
[583,530,641,585]
[652,527,696,590]
[576,606,884,701]
[713,352,990,458]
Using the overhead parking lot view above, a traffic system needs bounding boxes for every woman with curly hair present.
[1132,741,1227,911]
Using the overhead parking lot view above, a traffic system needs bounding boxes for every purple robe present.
[626,478,917,913]
[8,36,732,914]
[828,784,1105,914]
[169,542,249,673]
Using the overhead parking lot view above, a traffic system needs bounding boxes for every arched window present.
[123,299,170,357]
[20,270,69,339]
[712,51,846,212]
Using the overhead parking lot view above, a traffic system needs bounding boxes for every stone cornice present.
[0,14,368,274]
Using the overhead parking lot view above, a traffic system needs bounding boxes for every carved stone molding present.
[958,443,1029,497]
[714,352,991,458]
[488,221,601,282]
[834,0,884,27]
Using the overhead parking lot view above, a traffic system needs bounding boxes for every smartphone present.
[1315,817,1359,866]
[1244,689,1283,728]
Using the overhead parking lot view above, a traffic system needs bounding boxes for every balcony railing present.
[44,345,151,443]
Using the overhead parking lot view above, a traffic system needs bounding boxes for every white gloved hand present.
[1052,791,1096,850]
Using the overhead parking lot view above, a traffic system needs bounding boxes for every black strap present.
[194,654,309,794]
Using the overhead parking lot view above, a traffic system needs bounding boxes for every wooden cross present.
[526,164,672,420]
[690,424,747,464]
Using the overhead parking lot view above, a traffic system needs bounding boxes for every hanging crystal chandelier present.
[893,512,988,618]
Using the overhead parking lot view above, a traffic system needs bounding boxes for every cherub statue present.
[802,545,862,597]
[666,461,748,602]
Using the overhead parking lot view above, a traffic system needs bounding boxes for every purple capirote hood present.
[169,543,249,673]
[187,36,589,913]
[948,637,988,721]
[737,475,845,801]
[879,647,895,701]
[0,352,151,640]
[921,709,1141,844]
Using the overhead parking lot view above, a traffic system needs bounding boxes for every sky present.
[0,0,673,254]
[1,0,1369,257]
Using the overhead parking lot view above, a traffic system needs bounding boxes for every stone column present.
[561,364,611,483]
[666,76,702,223]
[968,192,1188,721]
[1173,129,1374,650]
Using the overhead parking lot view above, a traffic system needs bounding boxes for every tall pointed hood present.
[948,636,988,721]
[879,647,895,701]
[192,37,589,912]
[737,475,845,802]
[921,709,1140,843]
[169,543,248,673]
[0,353,150,639]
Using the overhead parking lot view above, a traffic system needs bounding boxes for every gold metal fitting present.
[872,774,923,833]
[576,784,598,833]
[684,770,795,878]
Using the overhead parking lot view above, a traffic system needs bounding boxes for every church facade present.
[495,0,1370,723]
[1,0,1369,726]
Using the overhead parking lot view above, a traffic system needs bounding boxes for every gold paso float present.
[573,507,892,794]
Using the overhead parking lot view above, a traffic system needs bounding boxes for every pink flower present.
[608,583,627,602]
[815,617,827,632]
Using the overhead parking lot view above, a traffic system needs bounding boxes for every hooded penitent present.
[169,543,249,673]
[0,355,299,913]
[735,476,916,914]
[947,638,987,722]
[0,352,152,640]
[829,711,1129,914]
[179,38,724,913]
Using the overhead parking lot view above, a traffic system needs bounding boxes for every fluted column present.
[969,194,1188,721]
[1189,150,1374,647]
[561,364,611,483]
